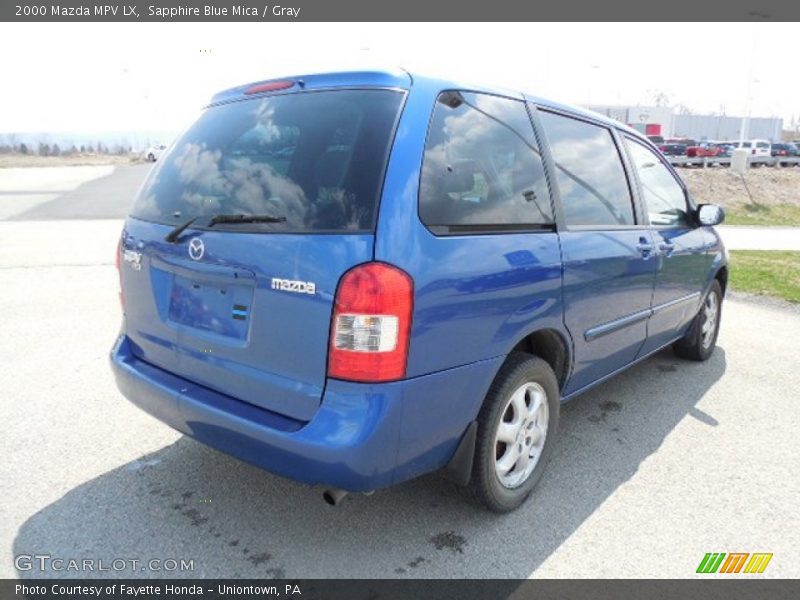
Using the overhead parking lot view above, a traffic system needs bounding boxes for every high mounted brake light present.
[328,263,413,383]
[244,80,295,95]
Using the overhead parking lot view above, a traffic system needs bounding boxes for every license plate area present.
[168,274,253,341]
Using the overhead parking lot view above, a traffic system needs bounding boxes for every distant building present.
[672,115,782,142]
[585,104,783,142]
[586,104,675,138]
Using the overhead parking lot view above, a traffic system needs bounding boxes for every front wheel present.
[468,353,560,513]
[673,280,722,361]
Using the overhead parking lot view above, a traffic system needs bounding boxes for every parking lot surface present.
[0,165,149,220]
[1,166,799,578]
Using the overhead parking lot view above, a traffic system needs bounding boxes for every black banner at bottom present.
[2,579,799,600]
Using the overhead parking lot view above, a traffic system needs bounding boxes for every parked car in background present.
[658,138,694,156]
[727,139,771,157]
[770,142,799,157]
[686,141,724,158]
[111,70,728,513]
[714,142,736,157]
[144,144,167,162]
[771,142,799,166]
[647,135,665,145]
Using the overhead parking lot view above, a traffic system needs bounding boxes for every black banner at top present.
[2,0,800,22]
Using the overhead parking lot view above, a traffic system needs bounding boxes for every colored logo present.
[696,552,773,574]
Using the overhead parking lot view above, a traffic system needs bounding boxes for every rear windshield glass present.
[131,89,404,233]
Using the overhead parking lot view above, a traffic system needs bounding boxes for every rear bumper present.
[110,335,501,492]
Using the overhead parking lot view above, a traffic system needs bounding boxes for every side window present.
[625,138,690,227]
[419,91,552,230]
[538,111,635,227]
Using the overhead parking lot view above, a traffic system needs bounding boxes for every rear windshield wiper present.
[208,214,287,227]
[164,213,286,243]
[165,216,199,243]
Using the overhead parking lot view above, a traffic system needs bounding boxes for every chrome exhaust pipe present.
[322,488,348,506]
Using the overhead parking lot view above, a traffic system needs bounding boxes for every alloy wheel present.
[493,382,549,489]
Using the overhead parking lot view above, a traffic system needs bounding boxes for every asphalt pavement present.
[1,163,150,220]
[1,165,799,578]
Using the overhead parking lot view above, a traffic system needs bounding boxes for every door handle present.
[659,242,675,257]
[636,237,654,259]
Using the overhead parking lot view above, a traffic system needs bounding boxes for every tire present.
[147,153,155,162]
[673,279,723,361]
[467,353,560,513]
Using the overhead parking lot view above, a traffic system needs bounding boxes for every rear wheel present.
[468,353,559,513]
[673,280,722,361]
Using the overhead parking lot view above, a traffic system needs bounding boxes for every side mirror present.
[697,204,725,226]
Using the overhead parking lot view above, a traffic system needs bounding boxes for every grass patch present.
[729,251,800,303]
[724,203,800,227]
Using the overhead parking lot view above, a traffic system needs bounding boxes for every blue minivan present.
[111,70,727,512]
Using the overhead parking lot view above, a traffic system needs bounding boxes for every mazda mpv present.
[111,70,727,512]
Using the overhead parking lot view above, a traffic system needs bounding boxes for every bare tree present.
[651,90,671,108]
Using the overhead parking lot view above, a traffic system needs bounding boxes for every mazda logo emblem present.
[188,238,205,261]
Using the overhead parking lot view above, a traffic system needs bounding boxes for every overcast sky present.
[0,22,796,136]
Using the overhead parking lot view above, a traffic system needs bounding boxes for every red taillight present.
[327,262,413,383]
[244,80,295,95]
[116,238,124,310]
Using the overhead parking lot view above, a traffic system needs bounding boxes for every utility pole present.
[740,26,759,143]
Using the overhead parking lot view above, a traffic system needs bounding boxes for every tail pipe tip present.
[322,488,349,506]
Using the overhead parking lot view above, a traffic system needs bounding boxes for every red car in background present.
[687,141,724,158]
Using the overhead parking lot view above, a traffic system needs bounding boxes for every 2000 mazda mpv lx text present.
[111,70,727,512]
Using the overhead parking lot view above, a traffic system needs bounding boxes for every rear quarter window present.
[419,91,553,232]
[131,89,404,233]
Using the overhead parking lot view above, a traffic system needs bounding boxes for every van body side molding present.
[651,291,701,315]
[584,308,652,342]
[584,291,702,342]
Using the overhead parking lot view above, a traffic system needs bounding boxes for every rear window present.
[131,89,404,233]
